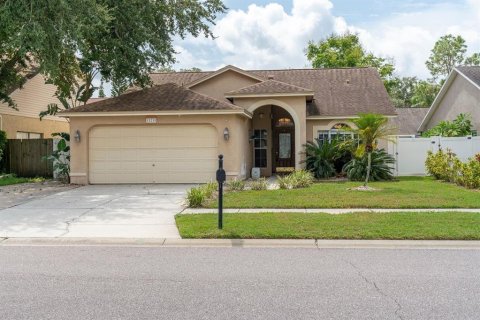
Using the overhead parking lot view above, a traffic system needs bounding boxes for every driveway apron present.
[0,184,190,238]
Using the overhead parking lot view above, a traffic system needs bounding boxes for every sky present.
[171,0,480,79]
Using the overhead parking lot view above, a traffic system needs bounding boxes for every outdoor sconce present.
[223,127,230,141]
[259,112,265,119]
[74,130,81,142]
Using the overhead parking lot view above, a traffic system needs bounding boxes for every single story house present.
[0,73,69,139]
[419,66,480,134]
[61,65,396,184]
[391,107,429,136]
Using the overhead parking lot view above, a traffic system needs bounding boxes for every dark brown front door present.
[273,121,295,172]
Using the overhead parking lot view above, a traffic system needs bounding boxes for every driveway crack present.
[341,257,404,320]
[58,196,122,237]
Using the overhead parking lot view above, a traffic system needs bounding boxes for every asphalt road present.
[1,246,479,320]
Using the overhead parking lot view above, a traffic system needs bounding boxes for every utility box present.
[251,167,261,180]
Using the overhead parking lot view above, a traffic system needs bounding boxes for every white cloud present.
[174,0,348,70]
[356,1,480,78]
[173,0,480,78]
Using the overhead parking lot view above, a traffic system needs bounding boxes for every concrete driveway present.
[0,184,191,239]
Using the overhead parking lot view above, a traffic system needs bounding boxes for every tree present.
[306,33,395,83]
[422,113,473,137]
[350,113,394,187]
[426,34,480,81]
[0,0,226,112]
[180,67,203,72]
[411,80,440,107]
[388,77,419,108]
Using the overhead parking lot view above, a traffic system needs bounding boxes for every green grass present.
[0,175,45,186]
[211,177,480,209]
[176,212,480,240]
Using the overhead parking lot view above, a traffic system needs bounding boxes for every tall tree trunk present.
[364,152,372,187]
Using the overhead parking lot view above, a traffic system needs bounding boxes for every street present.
[1,246,479,319]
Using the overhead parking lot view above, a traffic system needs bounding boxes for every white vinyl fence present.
[388,136,480,176]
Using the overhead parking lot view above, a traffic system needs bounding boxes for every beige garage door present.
[89,125,218,184]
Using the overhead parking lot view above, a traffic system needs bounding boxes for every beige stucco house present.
[61,65,395,184]
[419,66,480,134]
[0,73,69,139]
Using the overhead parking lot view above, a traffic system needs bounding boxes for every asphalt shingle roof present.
[151,67,396,117]
[225,79,313,96]
[64,83,242,113]
[390,108,429,135]
[456,66,480,88]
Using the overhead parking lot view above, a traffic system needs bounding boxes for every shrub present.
[186,181,217,207]
[203,181,217,198]
[277,175,293,189]
[226,178,245,191]
[278,170,314,189]
[343,149,395,182]
[186,186,206,208]
[456,158,480,189]
[303,139,342,179]
[425,149,461,182]
[249,178,268,190]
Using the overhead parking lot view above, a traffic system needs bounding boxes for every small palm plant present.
[350,113,395,187]
[302,139,341,179]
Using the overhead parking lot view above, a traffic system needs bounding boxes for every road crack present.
[342,257,404,320]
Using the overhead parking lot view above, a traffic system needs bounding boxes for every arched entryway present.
[250,104,298,176]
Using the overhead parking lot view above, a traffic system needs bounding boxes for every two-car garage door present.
[89,125,218,184]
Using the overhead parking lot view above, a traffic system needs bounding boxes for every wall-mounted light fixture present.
[223,127,230,141]
[74,130,81,142]
[259,112,265,119]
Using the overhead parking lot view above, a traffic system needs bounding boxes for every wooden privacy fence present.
[5,139,54,177]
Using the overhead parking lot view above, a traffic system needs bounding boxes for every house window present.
[253,129,267,168]
[317,123,354,145]
[16,132,42,139]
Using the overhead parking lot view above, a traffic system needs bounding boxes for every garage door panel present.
[89,125,218,184]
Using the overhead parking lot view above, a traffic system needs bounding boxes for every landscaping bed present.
[176,212,480,240]
[210,177,480,209]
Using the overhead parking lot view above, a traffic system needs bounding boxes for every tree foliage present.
[426,34,480,81]
[306,33,394,82]
[422,113,474,137]
[0,0,226,111]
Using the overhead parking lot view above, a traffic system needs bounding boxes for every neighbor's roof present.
[151,67,396,117]
[225,79,313,97]
[418,66,480,131]
[61,82,244,114]
[391,108,429,135]
[456,66,480,87]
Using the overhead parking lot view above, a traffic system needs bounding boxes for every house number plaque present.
[146,117,157,124]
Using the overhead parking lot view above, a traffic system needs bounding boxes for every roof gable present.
[419,67,480,131]
[225,79,314,97]
[186,65,265,89]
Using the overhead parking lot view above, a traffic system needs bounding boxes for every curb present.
[2,237,480,249]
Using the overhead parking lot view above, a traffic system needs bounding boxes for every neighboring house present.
[391,108,429,136]
[60,65,395,184]
[419,66,480,134]
[0,73,69,139]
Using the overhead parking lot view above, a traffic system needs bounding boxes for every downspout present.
[0,114,2,131]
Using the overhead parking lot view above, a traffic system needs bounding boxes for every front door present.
[273,120,295,172]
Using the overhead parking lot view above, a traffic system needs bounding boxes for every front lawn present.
[176,212,480,240]
[212,177,480,209]
[0,175,45,186]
